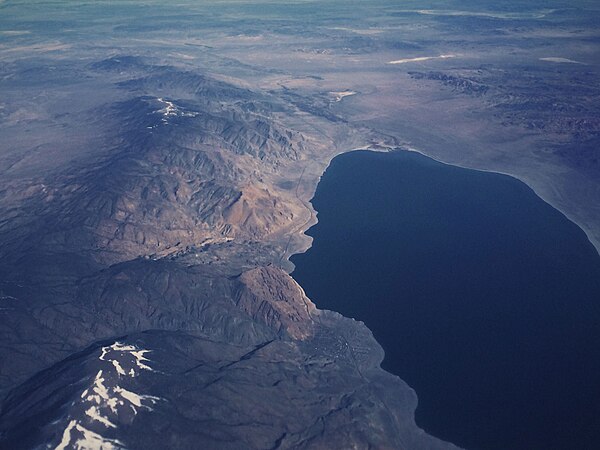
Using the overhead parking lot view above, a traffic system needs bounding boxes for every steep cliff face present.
[235,266,316,340]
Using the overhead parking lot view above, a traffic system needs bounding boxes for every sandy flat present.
[540,57,585,64]
[388,54,456,64]
[330,91,357,102]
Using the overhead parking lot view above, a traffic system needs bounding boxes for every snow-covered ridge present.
[54,342,162,450]
[56,420,124,450]
[99,342,155,376]
[154,97,198,124]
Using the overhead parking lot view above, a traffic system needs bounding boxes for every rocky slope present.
[0,53,455,449]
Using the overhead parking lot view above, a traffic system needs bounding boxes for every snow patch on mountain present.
[53,342,162,450]
[155,97,198,124]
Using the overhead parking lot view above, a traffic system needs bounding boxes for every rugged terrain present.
[0,18,451,449]
[0,0,599,449]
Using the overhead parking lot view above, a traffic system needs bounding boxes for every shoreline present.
[282,145,599,273]
[286,148,600,449]
[281,145,462,447]
[399,145,600,256]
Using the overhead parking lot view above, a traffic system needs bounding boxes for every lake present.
[290,150,600,450]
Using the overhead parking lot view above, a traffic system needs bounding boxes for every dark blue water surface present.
[290,150,600,450]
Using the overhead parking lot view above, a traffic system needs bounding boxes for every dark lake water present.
[290,150,600,450]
